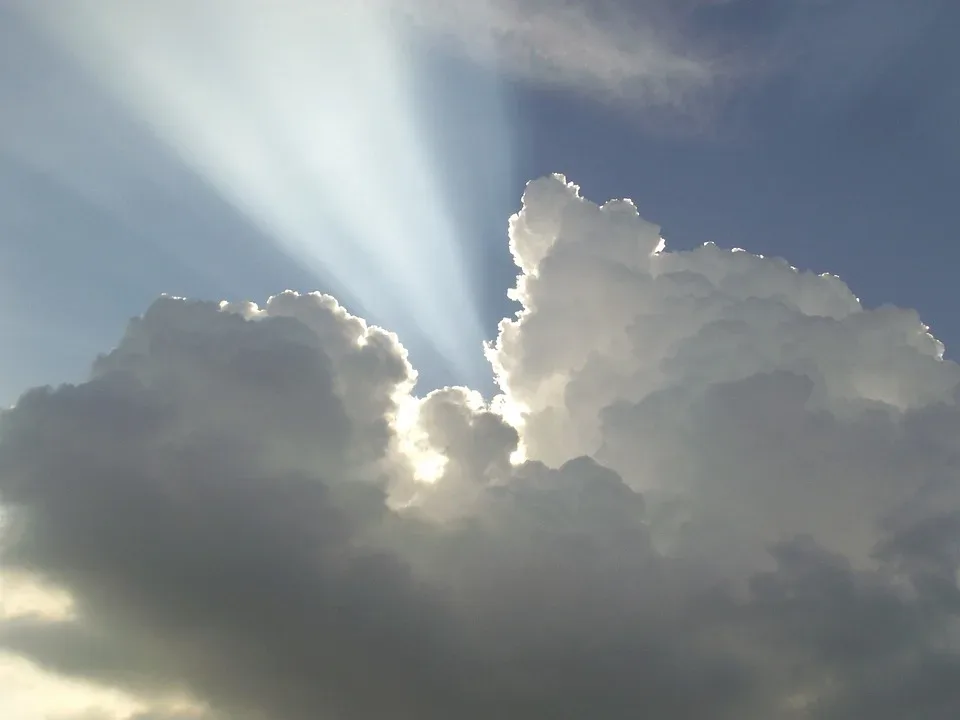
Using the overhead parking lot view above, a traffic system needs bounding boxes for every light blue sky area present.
[1,0,958,405]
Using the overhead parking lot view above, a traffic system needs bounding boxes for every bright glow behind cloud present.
[20,0,487,381]
[4,177,960,718]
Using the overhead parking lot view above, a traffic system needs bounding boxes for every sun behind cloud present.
[3,176,960,719]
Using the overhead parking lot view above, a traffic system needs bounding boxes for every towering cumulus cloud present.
[3,177,960,719]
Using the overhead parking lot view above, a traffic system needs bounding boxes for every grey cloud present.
[2,291,742,719]
[0,297,459,720]
[4,180,960,718]
[55,711,215,720]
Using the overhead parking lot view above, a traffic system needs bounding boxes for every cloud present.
[52,710,213,720]
[392,0,958,138]
[489,174,960,571]
[4,178,960,717]
[389,0,723,110]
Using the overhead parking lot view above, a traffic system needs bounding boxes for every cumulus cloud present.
[489,175,960,573]
[4,177,960,718]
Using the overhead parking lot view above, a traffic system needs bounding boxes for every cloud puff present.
[489,175,960,572]
[4,178,960,718]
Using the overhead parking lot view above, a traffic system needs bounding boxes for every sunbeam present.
[17,0,491,386]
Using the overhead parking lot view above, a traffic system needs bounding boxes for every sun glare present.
[393,394,450,484]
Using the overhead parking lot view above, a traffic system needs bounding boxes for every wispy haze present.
[391,0,722,107]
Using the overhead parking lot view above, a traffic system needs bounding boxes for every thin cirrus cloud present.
[390,0,723,108]
[3,177,960,719]
[392,0,957,139]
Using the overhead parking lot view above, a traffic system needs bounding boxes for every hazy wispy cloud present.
[390,0,723,109]
[392,0,956,138]
[4,177,960,718]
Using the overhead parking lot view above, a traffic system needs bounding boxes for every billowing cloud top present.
[3,176,960,719]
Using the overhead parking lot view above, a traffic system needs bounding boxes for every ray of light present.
[18,0,492,384]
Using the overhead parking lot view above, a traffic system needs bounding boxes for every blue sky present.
[1,0,958,404]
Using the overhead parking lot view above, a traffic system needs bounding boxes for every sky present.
[2,0,957,403]
[2,1,960,719]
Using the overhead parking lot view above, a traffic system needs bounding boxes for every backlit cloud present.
[3,177,960,718]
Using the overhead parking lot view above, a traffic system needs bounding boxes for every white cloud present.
[3,177,960,718]
[489,174,960,572]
